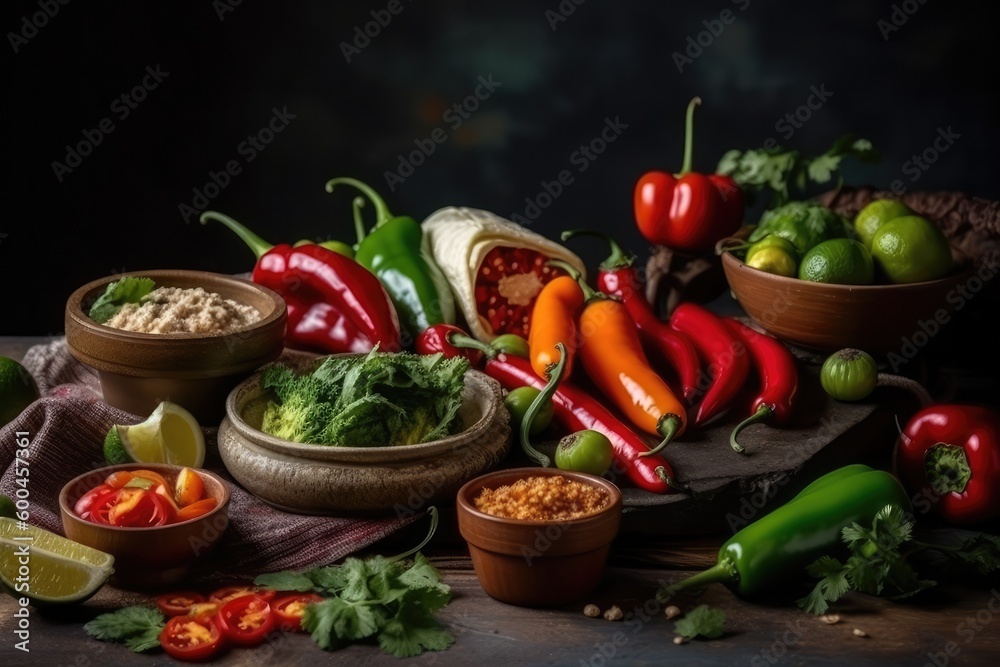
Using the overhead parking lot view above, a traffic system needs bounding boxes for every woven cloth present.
[0,339,416,580]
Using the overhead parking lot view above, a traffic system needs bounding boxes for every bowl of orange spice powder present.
[456,468,622,607]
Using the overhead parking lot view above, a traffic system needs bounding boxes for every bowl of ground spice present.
[456,467,623,607]
[65,269,286,422]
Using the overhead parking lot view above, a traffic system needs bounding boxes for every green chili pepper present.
[490,334,530,359]
[667,466,911,598]
[324,177,455,339]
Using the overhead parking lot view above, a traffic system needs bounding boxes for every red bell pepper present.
[634,97,744,254]
[202,211,401,354]
[896,404,1000,525]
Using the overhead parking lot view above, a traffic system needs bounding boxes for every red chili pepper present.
[484,352,676,494]
[561,230,701,403]
[202,211,401,353]
[633,98,744,254]
[722,318,799,455]
[896,404,1000,525]
[415,324,486,366]
[669,303,750,425]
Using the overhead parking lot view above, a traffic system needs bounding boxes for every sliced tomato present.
[176,497,217,523]
[188,602,220,622]
[85,489,121,525]
[160,614,223,661]
[74,484,114,519]
[209,585,275,606]
[107,488,172,527]
[216,594,275,646]
[104,471,134,489]
[273,593,324,632]
[474,246,568,338]
[174,468,205,507]
[155,591,206,617]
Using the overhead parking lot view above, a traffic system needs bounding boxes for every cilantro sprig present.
[674,605,726,640]
[88,276,156,324]
[83,606,165,653]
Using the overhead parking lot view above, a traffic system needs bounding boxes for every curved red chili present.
[669,303,750,425]
[484,352,677,494]
[415,324,485,366]
[722,318,799,455]
[561,230,701,402]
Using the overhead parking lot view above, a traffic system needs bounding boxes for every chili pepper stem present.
[520,343,570,468]
[639,414,683,457]
[678,97,702,177]
[351,196,368,246]
[387,506,439,563]
[199,211,274,259]
[546,259,601,302]
[560,230,635,270]
[665,557,738,598]
[729,404,774,455]
[325,177,393,227]
[876,373,933,407]
[447,332,497,359]
[655,466,687,493]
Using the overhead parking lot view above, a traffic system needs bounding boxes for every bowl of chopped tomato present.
[59,464,230,587]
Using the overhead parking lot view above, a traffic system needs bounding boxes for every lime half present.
[0,357,40,429]
[0,518,114,604]
[107,401,206,468]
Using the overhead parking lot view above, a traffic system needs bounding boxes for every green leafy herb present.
[261,349,469,447]
[83,606,165,653]
[674,605,726,640]
[717,135,877,208]
[254,570,316,593]
[88,277,156,324]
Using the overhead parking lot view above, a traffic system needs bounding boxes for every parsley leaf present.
[377,590,455,657]
[798,556,851,615]
[674,605,726,640]
[83,606,165,653]
[88,277,156,324]
[254,570,317,593]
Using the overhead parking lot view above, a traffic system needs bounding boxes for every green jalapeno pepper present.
[325,177,455,340]
[667,466,911,598]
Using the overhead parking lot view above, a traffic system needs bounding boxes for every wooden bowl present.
[721,252,972,354]
[216,357,511,514]
[65,270,286,422]
[59,464,231,588]
[456,468,622,607]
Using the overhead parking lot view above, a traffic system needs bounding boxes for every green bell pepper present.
[325,177,455,340]
[667,465,911,598]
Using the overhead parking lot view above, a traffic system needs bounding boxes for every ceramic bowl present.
[217,355,511,514]
[59,464,231,588]
[721,252,972,353]
[65,269,286,422]
[456,468,623,607]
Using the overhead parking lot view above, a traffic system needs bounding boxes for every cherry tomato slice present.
[174,468,205,507]
[74,484,113,519]
[155,591,206,617]
[160,614,223,661]
[104,471,134,489]
[176,498,217,523]
[209,585,275,606]
[216,594,275,646]
[108,488,172,527]
[273,593,324,632]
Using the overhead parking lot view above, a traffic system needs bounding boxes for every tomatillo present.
[555,430,614,475]
[504,386,553,436]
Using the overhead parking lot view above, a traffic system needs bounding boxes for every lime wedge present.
[0,518,114,604]
[113,401,206,468]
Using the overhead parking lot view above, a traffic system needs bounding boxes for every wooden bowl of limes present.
[721,251,973,354]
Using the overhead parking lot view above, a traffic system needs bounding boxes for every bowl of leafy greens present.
[216,349,511,514]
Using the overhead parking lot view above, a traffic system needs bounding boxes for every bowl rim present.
[65,269,286,341]
[720,250,973,291]
[222,358,503,462]
[59,463,230,532]
[455,467,623,527]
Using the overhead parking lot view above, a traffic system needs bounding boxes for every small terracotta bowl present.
[59,464,230,588]
[65,269,286,422]
[721,252,971,353]
[456,468,623,607]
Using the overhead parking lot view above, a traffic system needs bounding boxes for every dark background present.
[3,0,998,335]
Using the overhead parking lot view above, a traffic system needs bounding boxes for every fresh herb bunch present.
[799,505,1000,615]
[717,135,877,208]
[88,276,156,324]
[674,605,726,640]
[84,606,165,652]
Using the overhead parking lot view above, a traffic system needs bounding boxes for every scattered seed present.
[603,605,623,622]
[664,605,682,620]
[583,604,601,618]
[819,614,841,625]
[673,635,689,645]
[853,628,868,638]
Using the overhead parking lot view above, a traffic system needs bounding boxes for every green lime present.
[798,238,875,285]
[106,401,206,467]
[0,357,40,429]
[103,426,129,465]
[870,216,954,284]
[854,199,913,249]
[0,496,15,520]
[745,236,798,277]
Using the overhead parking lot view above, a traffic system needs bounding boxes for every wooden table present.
[3,337,998,665]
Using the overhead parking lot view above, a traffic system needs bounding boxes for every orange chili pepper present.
[527,272,585,379]
[567,269,686,455]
